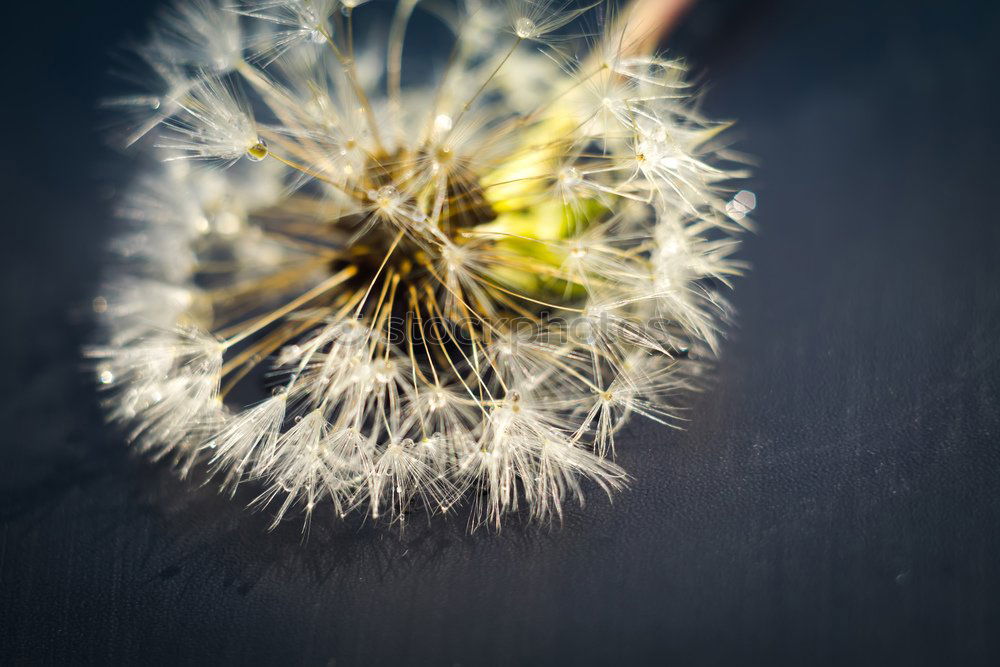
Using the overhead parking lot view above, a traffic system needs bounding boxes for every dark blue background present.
[2,1,999,664]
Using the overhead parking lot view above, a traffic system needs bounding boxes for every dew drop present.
[98,369,114,385]
[514,17,536,38]
[246,139,268,162]
[434,113,453,132]
[371,185,398,205]
[725,189,757,221]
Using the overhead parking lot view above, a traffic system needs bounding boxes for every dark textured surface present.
[2,1,1000,664]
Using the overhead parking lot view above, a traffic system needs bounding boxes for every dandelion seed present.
[89,0,751,530]
[155,0,243,74]
[157,77,263,163]
[237,0,339,63]
[503,0,595,42]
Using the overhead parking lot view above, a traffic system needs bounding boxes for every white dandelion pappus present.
[87,0,752,530]
[156,75,267,164]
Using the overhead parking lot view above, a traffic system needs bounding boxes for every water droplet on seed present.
[514,17,536,38]
[246,139,268,162]
[726,189,757,221]
[371,185,398,204]
[434,114,453,132]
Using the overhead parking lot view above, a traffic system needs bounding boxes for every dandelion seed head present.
[89,0,751,529]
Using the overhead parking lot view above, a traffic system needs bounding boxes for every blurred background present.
[1,0,999,664]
